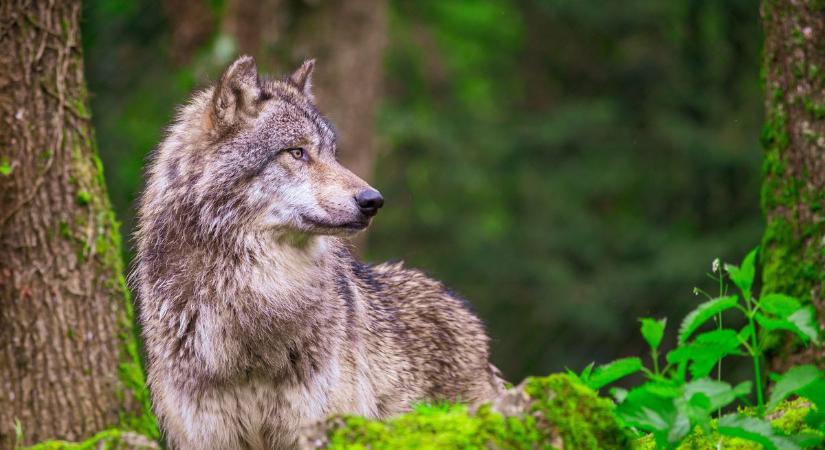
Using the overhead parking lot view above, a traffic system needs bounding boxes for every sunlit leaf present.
[586,357,643,390]
[578,362,595,382]
[640,317,667,352]
[756,312,818,344]
[733,381,753,398]
[610,387,628,404]
[788,308,820,344]
[667,329,742,378]
[683,378,740,411]
[725,247,758,299]
[679,296,739,344]
[760,294,803,318]
[617,385,689,448]
[800,379,825,410]
[717,414,800,450]
[768,365,821,412]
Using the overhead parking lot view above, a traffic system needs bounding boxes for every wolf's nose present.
[355,189,384,217]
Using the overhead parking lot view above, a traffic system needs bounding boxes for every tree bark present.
[161,0,217,66]
[0,1,154,447]
[760,0,825,370]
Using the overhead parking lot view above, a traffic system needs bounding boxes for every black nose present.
[355,189,384,217]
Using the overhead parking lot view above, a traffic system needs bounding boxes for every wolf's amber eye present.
[286,148,305,160]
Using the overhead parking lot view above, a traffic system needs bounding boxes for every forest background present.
[83,0,764,382]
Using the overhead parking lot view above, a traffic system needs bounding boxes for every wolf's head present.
[151,56,382,240]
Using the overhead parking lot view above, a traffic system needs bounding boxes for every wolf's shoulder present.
[357,260,443,291]
[353,259,478,317]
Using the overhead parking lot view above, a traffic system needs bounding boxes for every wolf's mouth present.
[301,215,370,231]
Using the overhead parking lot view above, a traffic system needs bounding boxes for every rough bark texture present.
[0,0,154,447]
[761,0,825,370]
[223,0,388,250]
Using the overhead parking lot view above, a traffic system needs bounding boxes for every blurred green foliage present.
[82,0,764,382]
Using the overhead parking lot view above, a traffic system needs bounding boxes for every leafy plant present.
[578,248,824,449]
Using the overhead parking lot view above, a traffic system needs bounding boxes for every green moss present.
[760,17,825,335]
[325,403,540,450]
[22,429,158,449]
[525,374,630,449]
[97,208,158,439]
[23,429,127,450]
[802,97,825,120]
[1,156,13,175]
[318,374,626,449]
[76,190,91,206]
[67,124,158,438]
[759,81,824,310]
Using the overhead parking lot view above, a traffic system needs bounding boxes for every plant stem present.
[651,348,659,376]
[746,305,764,412]
[716,274,724,417]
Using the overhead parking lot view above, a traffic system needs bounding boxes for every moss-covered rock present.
[22,429,158,450]
[299,373,629,449]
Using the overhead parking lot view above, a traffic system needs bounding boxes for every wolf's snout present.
[355,189,384,217]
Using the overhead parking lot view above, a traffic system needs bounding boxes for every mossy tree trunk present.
[760,0,825,370]
[0,0,155,447]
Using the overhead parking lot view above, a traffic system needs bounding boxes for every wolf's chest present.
[189,372,337,449]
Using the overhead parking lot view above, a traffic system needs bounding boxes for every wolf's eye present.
[286,147,305,160]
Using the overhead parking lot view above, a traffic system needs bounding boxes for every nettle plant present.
[573,248,825,449]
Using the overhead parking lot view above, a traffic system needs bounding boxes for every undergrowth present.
[574,247,825,449]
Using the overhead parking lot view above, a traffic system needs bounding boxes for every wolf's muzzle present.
[355,189,384,217]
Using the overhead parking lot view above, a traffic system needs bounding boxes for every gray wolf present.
[133,55,503,450]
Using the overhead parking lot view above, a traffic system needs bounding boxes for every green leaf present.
[797,379,825,416]
[725,247,758,299]
[678,296,739,344]
[788,308,820,344]
[738,325,754,344]
[585,357,643,390]
[578,362,595,382]
[683,378,740,411]
[680,392,713,435]
[797,379,825,432]
[617,385,689,448]
[760,293,803,318]
[667,329,742,378]
[610,387,628,404]
[717,414,800,450]
[733,380,753,398]
[640,317,666,352]
[768,365,821,411]
[756,311,819,344]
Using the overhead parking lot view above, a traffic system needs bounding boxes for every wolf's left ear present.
[288,59,315,99]
[211,55,263,130]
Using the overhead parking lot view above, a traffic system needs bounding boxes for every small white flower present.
[712,258,721,273]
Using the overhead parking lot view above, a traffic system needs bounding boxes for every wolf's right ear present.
[211,55,263,131]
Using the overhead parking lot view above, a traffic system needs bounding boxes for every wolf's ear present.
[211,55,263,130]
[288,59,315,99]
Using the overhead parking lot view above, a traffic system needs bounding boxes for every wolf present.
[133,55,503,450]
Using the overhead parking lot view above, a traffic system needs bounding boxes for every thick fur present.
[133,56,503,450]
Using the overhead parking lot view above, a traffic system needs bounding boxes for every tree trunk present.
[0,1,155,447]
[161,0,216,66]
[222,0,388,250]
[760,0,825,370]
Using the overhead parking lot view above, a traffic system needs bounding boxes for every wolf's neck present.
[240,233,345,303]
